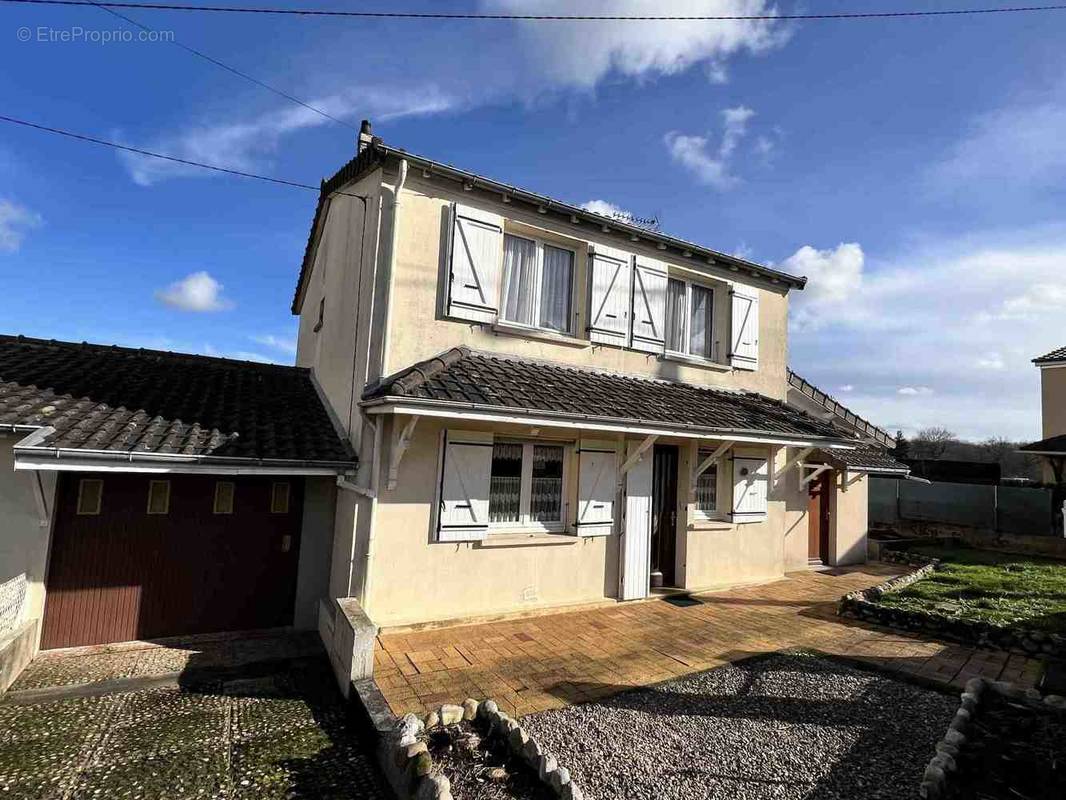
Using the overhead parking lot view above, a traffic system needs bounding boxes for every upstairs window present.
[665,278,715,360]
[500,234,574,334]
[487,441,566,530]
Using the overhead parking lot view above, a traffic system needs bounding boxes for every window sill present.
[732,513,768,525]
[477,530,576,548]
[690,521,734,532]
[659,351,731,371]
[491,321,590,348]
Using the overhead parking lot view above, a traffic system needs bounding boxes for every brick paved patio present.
[373,564,1045,718]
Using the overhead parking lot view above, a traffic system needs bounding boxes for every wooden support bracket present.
[618,434,658,487]
[30,471,50,528]
[800,463,832,487]
[691,440,733,492]
[385,415,420,491]
[773,447,814,483]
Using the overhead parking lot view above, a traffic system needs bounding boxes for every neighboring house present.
[292,121,892,630]
[1020,345,1066,485]
[0,336,355,677]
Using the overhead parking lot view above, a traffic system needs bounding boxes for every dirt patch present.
[427,720,554,800]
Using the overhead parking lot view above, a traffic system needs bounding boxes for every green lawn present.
[877,544,1066,633]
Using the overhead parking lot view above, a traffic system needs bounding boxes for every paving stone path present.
[375,565,1046,718]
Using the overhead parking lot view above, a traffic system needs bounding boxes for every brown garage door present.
[40,473,303,650]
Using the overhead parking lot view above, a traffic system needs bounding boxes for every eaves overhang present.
[362,395,858,450]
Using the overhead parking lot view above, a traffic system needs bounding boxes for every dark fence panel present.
[869,477,898,525]
[870,477,1060,537]
[899,481,996,528]
[997,485,1055,536]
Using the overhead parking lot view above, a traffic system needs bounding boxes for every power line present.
[4,0,1066,21]
[88,2,358,131]
[0,112,330,192]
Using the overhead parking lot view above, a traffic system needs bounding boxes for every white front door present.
[620,442,653,600]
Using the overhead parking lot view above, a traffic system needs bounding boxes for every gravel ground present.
[0,658,387,799]
[521,651,957,800]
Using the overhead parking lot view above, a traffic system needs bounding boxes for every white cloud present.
[580,199,631,219]
[252,334,298,355]
[838,385,854,393]
[788,229,1066,441]
[782,242,864,331]
[121,86,455,185]
[930,90,1066,195]
[155,271,234,312]
[120,2,791,186]
[495,0,788,90]
[664,105,755,189]
[0,199,42,252]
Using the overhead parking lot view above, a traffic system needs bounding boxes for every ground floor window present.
[488,441,566,530]
[694,457,718,516]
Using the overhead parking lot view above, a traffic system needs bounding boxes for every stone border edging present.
[375,698,586,800]
[919,677,1066,799]
[838,550,1066,659]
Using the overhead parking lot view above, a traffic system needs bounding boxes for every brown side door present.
[40,474,303,650]
[807,471,831,564]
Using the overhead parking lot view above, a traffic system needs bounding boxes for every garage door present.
[40,474,303,650]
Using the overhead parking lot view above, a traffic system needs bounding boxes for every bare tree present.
[912,427,957,460]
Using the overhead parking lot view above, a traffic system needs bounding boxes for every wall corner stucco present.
[319,596,377,699]
[830,472,869,566]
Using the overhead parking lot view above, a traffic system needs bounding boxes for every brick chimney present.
[357,119,373,154]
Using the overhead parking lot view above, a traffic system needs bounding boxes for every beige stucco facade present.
[1041,365,1066,440]
[0,437,57,644]
[294,158,870,628]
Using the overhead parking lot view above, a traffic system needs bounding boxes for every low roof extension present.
[0,335,356,474]
[292,134,808,314]
[363,347,860,448]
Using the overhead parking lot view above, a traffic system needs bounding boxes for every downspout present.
[378,158,408,378]
[361,418,384,610]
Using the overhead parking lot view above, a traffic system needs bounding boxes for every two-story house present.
[293,121,886,631]
[1021,346,1066,489]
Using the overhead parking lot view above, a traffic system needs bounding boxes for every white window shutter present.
[575,439,618,537]
[730,289,759,370]
[732,457,769,519]
[447,203,503,323]
[437,430,494,542]
[587,245,632,346]
[630,258,668,353]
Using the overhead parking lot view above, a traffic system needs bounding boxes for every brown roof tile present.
[0,335,355,467]
[365,347,854,442]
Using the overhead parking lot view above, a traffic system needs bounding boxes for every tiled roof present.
[1019,434,1066,454]
[786,370,896,448]
[1034,346,1066,364]
[364,347,854,442]
[822,444,909,474]
[0,335,355,468]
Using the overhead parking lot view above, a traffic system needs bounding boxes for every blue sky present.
[2,1,1065,441]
